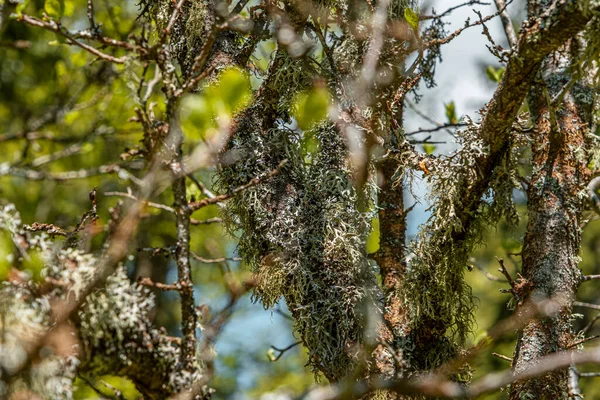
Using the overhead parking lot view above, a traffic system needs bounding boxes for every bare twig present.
[188,160,287,212]
[492,352,513,362]
[191,252,241,264]
[17,14,128,64]
[269,341,302,362]
[575,301,600,311]
[421,1,490,20]
[493,0,517,48]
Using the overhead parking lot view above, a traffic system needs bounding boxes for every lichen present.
[218,120,380,381]
[0,204,210,399]
[394,118,522,368]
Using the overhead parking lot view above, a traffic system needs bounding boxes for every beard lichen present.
[218,120,381,381]
[395,118,521,369]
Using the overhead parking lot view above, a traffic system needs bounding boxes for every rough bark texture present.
[458,0,595,234]
[510,29,596,400]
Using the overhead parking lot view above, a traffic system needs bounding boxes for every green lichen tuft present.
[218,121,380,381]
[396,118,522,368]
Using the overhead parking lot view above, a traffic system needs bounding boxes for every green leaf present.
[180,67,252,141]
[21,249,44,282]
[485,66,505,83]
[0,231,12,282]
[209,67,252,113]
[366,217,379,254]
[445,101,457,124]
[422,143,436,155]
[403,8,419,31]
[15,0,29,16]
[44,0,64,19]
[292,87,330,131]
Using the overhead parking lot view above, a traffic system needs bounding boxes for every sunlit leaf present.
[0,231,12,282]
[180,67,252,141]
[445,101,457,124]
[366,217,379,254]
[15,0,29,16]
[403,8,419,31]
[22,249,44,282]
[44,0,64,19]
[485,66,505,83]
[292,87,330,131]
[422,143,436,155]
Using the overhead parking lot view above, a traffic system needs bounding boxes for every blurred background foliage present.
[2,0,600,398]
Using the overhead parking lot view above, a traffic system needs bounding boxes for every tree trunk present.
[510,28,596,399]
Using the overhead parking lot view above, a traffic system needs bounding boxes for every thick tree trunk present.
[510,35,595,397]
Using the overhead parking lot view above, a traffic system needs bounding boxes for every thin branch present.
[575,301,600,311]
[493,0,517,48]
[17,14,128,64]
[496,257,519,300]
[105,191,175,213]
[138,276,184,291]
[424,1,513,49]
[405,123,466,136]
[492,352,513,362]
[582,313,600,335]
[421,1,490,21]
[190,252,241,264]
[269,341,302,362]
[165,0,187,35]
[567,335,600,349]
[579,372,600,378]
[188,160,287,212]
[469,258,506,282]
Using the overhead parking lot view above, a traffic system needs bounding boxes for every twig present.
[269,341,302,362]
[574,301,600,311]
[191,252,241,264]
[579,372,600,378]
[105,191,175,213]
[165,0,187,35]
[424,0,514,49]
[17,14,127,64]
[493,0,517,48]
[470,258,506,282]
[138,276,185,291]
[105,190,223,225]
[492,352,512,362]
[496,257,519,299]
[405,123,466,136]
[582,313,600,335]
[24,222,68,237]
[568,335,600,349]
[421,1,490,20]
[188,160,287,211]
[583,274,600,281]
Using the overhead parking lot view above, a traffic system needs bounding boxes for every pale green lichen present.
[218,121,380,380]
[0,204,210,399]
[396,118,522,368]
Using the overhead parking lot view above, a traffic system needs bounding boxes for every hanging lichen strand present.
[396,120,522,370]
[218,49,380,379]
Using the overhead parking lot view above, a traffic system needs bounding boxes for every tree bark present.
[510,22,596,398]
